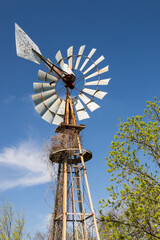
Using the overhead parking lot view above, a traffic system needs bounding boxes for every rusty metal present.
[49,148,92,164]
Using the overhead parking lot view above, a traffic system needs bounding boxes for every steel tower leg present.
[62,158,67,240]
[50,89,100,240]
[77,135,100,240]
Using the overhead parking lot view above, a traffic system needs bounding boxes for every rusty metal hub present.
[63,74,76,89]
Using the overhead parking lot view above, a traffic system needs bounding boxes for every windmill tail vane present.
[15,22,111,240]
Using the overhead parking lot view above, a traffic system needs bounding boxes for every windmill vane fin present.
[15,23,42,64]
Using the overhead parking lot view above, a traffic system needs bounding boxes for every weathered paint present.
[15,23,42,64]
[38,70,58,82]
[33,82,56,93]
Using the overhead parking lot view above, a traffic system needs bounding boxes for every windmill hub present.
[63,73,76,89]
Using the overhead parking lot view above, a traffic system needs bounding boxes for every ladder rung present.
[74,200,82,202]
[72,165,81,168]
[72,176,80,178]
[73,188,81,190]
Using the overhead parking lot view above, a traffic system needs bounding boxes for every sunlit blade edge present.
[74,45,86,69]
[87,101,100,112]
[80,48,96,71]
[83,88,107,100]
[85,78,111,86]
[83,56,105,75]
[76,109,90,121]
[67,46,73,69]
[85,66,109,80]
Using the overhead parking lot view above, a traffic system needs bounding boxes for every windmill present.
[15,23,110,240]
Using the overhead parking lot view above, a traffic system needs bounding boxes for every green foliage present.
[99,98,160,239]
[0,199,30,240]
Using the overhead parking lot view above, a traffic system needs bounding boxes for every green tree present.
[0,199,30,240]
[99,98,160,239]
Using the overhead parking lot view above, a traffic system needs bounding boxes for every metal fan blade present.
[73,98,84,111]
[32,89,56,105]
[38,70,58,82]
[77,110,90,121]
[34,95,58,116]
[44,94,58,108]
[55,50,64,69]
[73,98,90,121]
[35,102,48,116]
[87,101,100,112]
[85,78,111,86]
[53,114,64,125]
[73,98,90,120]
[33,82,56,93]
[78,93,100,112]
[49,98,62,114]
[15,23,42,65]
[67,46,73,69]
[82,88,107,100]
[83,56,105,75]
[80,48,96,71]
[57,100,65,115]
[77,93,90,105]
[74,45,85,70]
[85,66,109,80]
[42,110,55,124]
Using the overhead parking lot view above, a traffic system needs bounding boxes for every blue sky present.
[0,0,160,236]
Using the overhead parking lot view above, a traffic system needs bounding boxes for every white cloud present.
[0,139,51,191]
